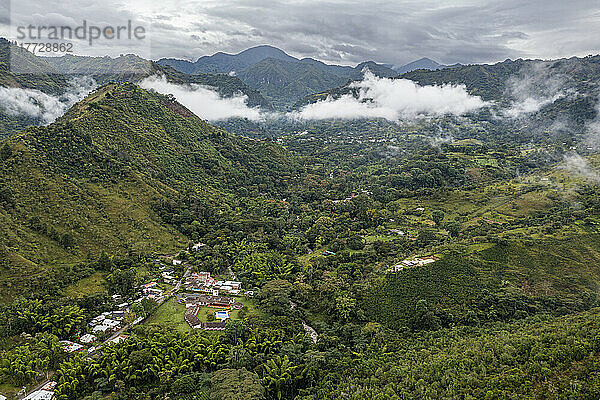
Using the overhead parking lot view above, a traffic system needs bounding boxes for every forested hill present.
[0,40,273,138]
[0,82,294,298]
[295,55,600,124]
[402,56,600,101]
[0,38,67,93]
[158,45,398,108]
[237,58,349,109]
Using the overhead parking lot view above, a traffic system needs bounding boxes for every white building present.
[80,334,97,344]
[59,340,84,353]
[109,334,128,344]
[224,281,242,290]
[24,390,54,400]
[92,318,120,333]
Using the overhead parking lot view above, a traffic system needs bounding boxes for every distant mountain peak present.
[158,45,297,75]
[393,58,446,74]
[355,61,398,78]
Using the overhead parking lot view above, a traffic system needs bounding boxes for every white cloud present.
[504,94,565,118]
[503,62,572,118]
[0,87,65,123]
[0,76,97,124]
[139,75,263,121]
[291,71,489,121]
[561,153,600,183]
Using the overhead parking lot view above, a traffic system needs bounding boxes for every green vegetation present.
[0,82,295,298]
[3,54,600,399]
[238,58,348,109]
[145,297,191,333]
[64,272,107,299]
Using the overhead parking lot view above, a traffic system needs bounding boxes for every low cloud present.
[0,87,66,123]
[561,153,600,183]
[291,71,488,121]
[0,76,97,124]
[503,62,572,118]
[584,95,600,150]
[139,75,263,121]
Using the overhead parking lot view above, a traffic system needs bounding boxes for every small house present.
[80,333,97,344]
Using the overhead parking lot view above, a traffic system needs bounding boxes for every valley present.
[1,22,600,400]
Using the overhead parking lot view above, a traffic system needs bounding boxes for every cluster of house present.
[21,382,56,400]
[157,260,179,284]
[180,293,244,310]
[391,255,440,272]
[184,271,244,295]
[89,301,130,334]
[141,281,166,301]
[180,292,243,330]
[59,340,84,353]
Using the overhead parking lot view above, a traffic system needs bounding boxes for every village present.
[13,252,252,400]
[179,271,249,331]
[13,209,444,400]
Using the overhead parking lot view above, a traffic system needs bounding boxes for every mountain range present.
[158,45,399,108]
[296,54,600,129]
[0,39,274,138]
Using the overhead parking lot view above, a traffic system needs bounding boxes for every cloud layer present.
[561,153,600,183]
[292,72,488,121]
[0,76,97,124]
[139,75,263,121]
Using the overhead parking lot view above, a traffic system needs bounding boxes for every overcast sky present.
[1,0,599,66]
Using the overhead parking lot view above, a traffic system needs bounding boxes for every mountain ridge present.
[393,57,447,74]
[157,45,398,107]
[0,82,294,297]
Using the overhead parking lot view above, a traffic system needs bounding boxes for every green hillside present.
[238,58,348,109]
[363,235,600,330]
[0,82,293,299]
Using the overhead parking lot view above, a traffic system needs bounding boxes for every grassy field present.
[145,297,191,333]
[64,272,107,298]
[0,382,19,399]
[145,296,262,333]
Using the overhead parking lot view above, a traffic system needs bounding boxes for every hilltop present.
[158,45,298,74]
[0,82,294,299]
[392,57,447,74]
[0,42,274,138]
[39,53,274,109]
